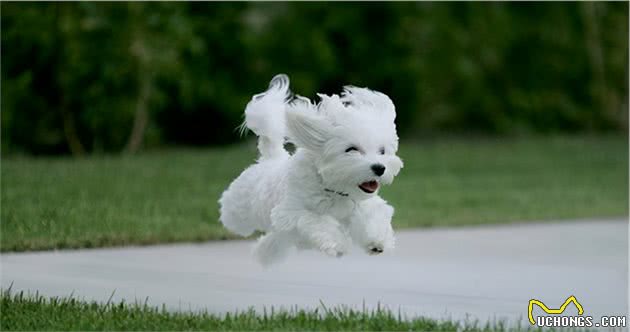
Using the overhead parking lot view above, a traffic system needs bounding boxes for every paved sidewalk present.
[2,219,627,325]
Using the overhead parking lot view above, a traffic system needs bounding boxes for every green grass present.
[1,290,542,331]
[2,135,627,252]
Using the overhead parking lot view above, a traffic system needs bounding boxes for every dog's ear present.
[341,87,396,122]
[285,110,331,151]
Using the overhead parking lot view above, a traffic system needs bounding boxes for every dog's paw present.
[319,241,348,258]
[363,227,395,255]
[366,243,384,255]
[324,248,345,258]
[364,229,395,255]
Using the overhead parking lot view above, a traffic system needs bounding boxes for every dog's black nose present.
[371,164,386,176]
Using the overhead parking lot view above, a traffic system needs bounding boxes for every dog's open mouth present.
[358,180,379,194]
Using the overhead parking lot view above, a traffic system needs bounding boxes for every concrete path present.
[2,219,627,326]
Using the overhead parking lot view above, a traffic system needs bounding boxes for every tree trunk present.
[124,6,152,154]
[60,105,86,156]
[580,2,617,126]
[124,72,152,154]
[56,3,86,156]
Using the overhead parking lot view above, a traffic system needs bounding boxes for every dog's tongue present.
[359,180,379,193]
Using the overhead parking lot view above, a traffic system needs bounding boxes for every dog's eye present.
[345,146,359,153]
[379,147,385,155]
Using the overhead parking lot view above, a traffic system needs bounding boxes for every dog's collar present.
[324,188,349,197]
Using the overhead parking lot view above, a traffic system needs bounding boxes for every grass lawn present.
[1,135,627,251]
[1,291,545,331]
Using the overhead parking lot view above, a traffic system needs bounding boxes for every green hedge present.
[2,2,628,155]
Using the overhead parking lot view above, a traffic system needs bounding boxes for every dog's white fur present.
[219,74,403,265]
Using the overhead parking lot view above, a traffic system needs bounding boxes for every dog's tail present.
[241,74,291,160]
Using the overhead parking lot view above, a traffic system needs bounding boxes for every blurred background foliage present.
[2,2,628,155]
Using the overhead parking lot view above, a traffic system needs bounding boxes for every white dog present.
[219,74,403,265]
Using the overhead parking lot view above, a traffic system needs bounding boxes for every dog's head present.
[286,87,403,200]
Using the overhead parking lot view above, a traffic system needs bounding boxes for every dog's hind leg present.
[218,166,261,237]
[253,231,294,266]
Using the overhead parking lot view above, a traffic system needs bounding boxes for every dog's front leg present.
[296,213,350,257]
[349,196,396,255]
[272,207,350,258]
[270,198,351,257]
